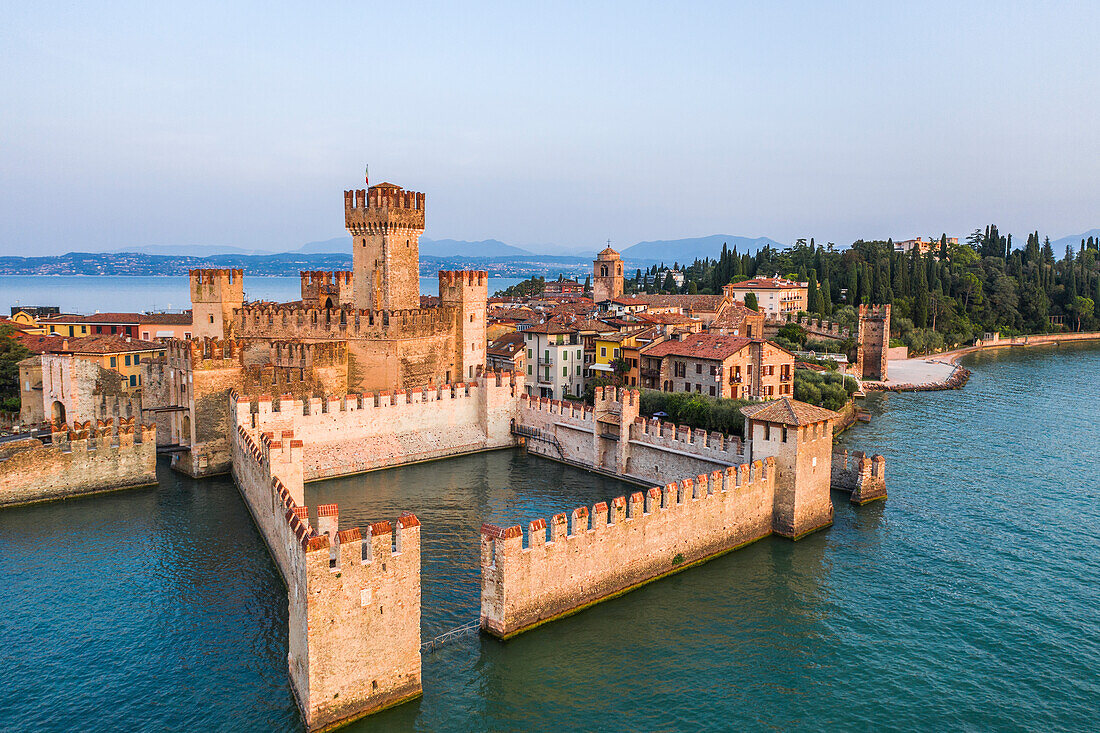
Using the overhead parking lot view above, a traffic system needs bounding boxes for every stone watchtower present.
[592,246,624,303]
[344,183,426,311]
[742,397,839,539]
[439,271,488,382]
[855,304,890,381]
[190,269,244,339]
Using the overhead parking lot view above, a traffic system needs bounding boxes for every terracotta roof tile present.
[740,397,838,426]
[640,333,753,360]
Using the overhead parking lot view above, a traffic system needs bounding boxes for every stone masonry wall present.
[230,414,422,730]
[517,391,746,486]
[480,457,776,638]
[0,420,156,507]
[236,371,520,481]
[831,449,887,504]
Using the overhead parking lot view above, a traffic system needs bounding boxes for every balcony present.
[640,367,660,379]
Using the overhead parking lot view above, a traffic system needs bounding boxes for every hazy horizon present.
[3,1,1098,256]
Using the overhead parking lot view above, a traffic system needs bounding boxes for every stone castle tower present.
[439,271,488,382]
[344,183,426,311]
[743,398,838,539]
[592,246,624,303]
[190,269,243,339]
[855,304,890,381]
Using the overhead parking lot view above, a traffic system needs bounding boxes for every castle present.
[149,182,487,478]
[0,177,888,731]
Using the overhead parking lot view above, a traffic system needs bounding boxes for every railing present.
[421,620,481,653]
[512,423,565,458]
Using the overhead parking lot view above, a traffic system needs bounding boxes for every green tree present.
[1067,296,1095,332]
[0,325,31,413]
[744,292,759,311]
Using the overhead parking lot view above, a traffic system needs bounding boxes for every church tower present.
[592,245,623,303]
[344,183,426,311]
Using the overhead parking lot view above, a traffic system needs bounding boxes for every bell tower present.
[593,244,624,303]
[344,182,426,311]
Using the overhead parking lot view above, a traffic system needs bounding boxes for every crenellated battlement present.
[229,370,520,481]
[480,457,776,638]
[831,449,887,504]
[234,370,520,425]
[858,304,891,320]
[344,185,426,235]
[1,417,157,507]
[438,270,488,289]
[628,415,745,457]
[300,270,353,308]
[230,399,423,729]
[233,302,457,341]
[517,389,746,482]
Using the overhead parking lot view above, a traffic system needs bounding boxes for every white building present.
[522,322,585,399]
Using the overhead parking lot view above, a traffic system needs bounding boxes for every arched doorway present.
[51,401,66,426]
[181,415,191,446]
[324,296,334,309]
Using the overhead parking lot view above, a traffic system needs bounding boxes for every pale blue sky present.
[2,1,1098,255]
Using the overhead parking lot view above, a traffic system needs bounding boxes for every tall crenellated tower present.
[855,304,890,381]
[743,397,838,540]
[344,183,426,312]
[593,245,624,303]
[440,271,488,382]
[190,269,244,339]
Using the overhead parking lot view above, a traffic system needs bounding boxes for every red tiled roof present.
[740,397,838,426]
[639,333,753,360]
[10,332,67,354]
[140,312,192,325]
[50,335,166,354]
[40,312,145,324]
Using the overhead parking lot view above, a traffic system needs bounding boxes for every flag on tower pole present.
[364,164,369,186]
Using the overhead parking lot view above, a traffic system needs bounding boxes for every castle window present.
[209,315,214,324]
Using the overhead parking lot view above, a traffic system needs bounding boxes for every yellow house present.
[590,332,627,377]
[8,310,49,335]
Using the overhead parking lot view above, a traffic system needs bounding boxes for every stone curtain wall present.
[0,420,156,507]
[831,449,887,504]
[236,371,520,481]
[229,407,423,730]
[480,458,776,639]
[517,392,746,485]
[625,418,747,485]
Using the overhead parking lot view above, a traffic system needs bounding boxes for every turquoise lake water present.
[1,343,1097,730]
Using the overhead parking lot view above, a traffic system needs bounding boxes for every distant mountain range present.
[1050,229,1100,250]
[97,233,785,261]
[620,234,784,261]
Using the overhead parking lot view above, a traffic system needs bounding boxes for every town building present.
[723,278,807,317]
[543,279,584,296]
[521,321,584,399]
[893,237,957,255]
[707,299,765,338]
[639,333,793,399]
[24,335,165,426]
[486,332,526,372]
[139,312,193,341]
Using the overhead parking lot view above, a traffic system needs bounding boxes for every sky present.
[2,0,1099,256]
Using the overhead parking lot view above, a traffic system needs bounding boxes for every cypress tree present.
[807,270,819,315]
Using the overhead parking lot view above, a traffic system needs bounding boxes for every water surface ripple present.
[1,343,1097,731]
